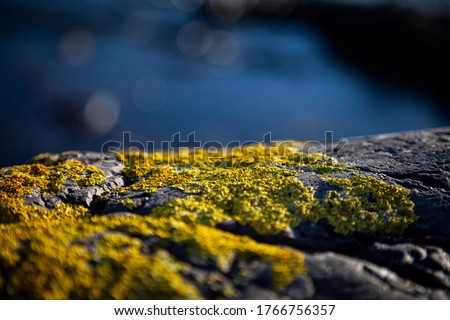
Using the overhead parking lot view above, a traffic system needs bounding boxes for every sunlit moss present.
[0,216,306,298]
[118,198,138,211]
[304,175,417,235]
[0,159,104,224]
[0,159,105,196]
[116,142,347,179]
[117,143,347,235]
[0,143,418,299]
[0,199,88,224]
[149,166,317,234]
[118,145,415,236]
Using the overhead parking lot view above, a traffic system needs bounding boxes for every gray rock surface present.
[100,188,187,215]
[367,243,450,289]
[305,252,434,299]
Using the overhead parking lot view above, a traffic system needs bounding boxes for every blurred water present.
[0,0,448,166]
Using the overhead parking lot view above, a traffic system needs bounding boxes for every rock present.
[1,127,449,299]
[99,188,187,215]
[23,193,62,209]
[331,128,450,245]
[241,285,281,300]
[283,274,316,299]
[305,252,431,299]
[367,243,450,289]
[31,152,127,211]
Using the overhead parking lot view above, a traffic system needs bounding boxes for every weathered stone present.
[99,188,187,215]
[23,193,62,210]
[367,243,450,289]
[241,285,281,300]
[305,252,435,299]
[29,151,127,211]
[283,274,316,299]
[330,128,450,245]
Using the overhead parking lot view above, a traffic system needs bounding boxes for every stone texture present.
[305,252,431,299]
[367,243,450,289]
[100,188,187,215]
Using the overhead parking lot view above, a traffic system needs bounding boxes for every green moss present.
[0,216,306,298]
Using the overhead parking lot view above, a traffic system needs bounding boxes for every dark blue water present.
[0,0,448,166]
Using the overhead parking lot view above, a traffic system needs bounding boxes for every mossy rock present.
[0,138,430,299]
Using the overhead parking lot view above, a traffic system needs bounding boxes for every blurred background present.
[1,0,449,166]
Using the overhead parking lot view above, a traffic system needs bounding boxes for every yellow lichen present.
[0,159,105,224]
[0,199,88,224]
[118,145,415,236]
[116,143,347,235]
[118,198,138,211]
[0,144,418,299]
[0,159,105,196]
[148,166,317,234]
[307,175,417,235]
[0,216,306,298]
[117,142,347,179]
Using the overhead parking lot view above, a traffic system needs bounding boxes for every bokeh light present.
[83,91,121,135]
[205,30,240,66]
[176,22,213,58]
[59,29,96,66]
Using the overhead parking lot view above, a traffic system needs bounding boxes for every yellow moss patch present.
[0,159,105,196]
[0,199,88,224]
[118,198,138,211]
[0,159,105,224]
[117,143,342,235]
[118,145,415,235]
[309,175,417,235]
[0,145,418,299]
[148,166,317,234]
[117,142,347,179]
[0,216,306,298]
